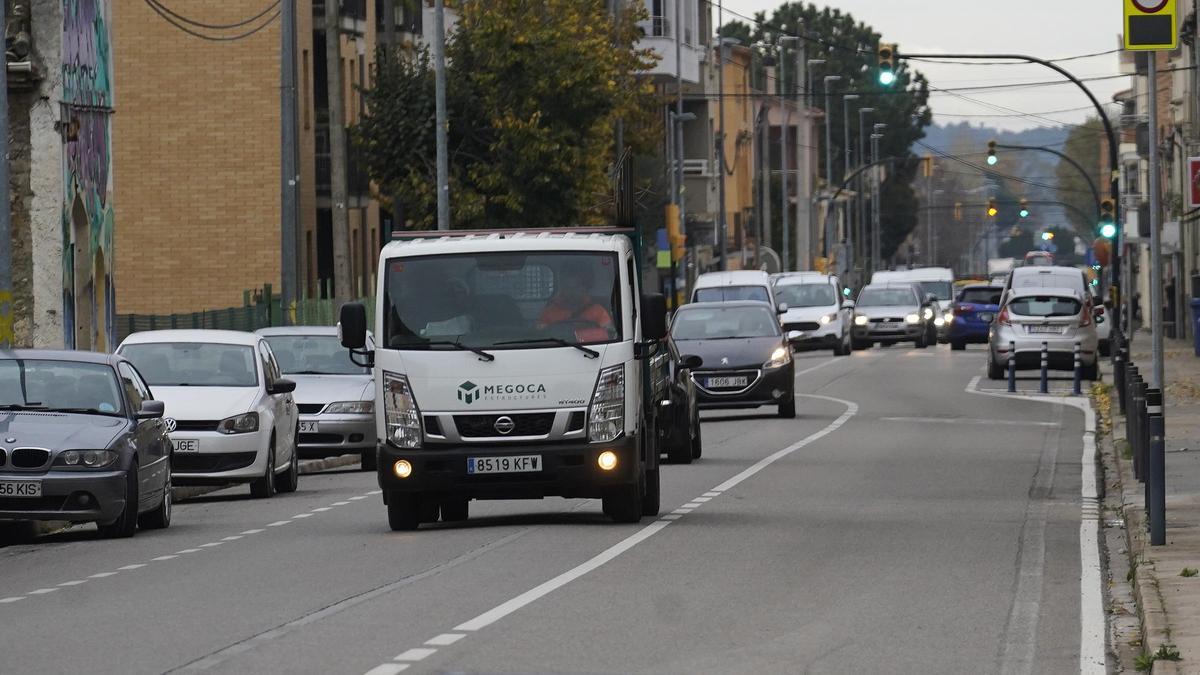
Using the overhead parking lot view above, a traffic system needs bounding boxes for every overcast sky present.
[721,0,1127,132]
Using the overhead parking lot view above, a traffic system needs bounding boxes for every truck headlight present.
[763,346,791,369]
[218,412,259,435]
[588,365,625,443]
[905,313,921,324]
[383,372,422,449]
[324,401,374,415]
[819,313,835,325]
[854,315,869,326]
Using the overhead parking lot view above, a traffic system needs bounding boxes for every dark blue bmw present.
[947,285,1003,351]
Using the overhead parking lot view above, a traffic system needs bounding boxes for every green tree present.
[356,0,659,229]
[1056,117,1104,235]
[723,3,931,259]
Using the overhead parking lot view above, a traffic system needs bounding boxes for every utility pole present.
[716,36,735,271]
[797,47,816,271]
[925,154,934,265]
[856,107,873,286]
[1148,54,1165,391]
[760,106,771,252]
[779,38,793,272]
[0,0,11,348]
[871,129,884,275]
[280,0,299,320]
[433,0,450,230]
[324,0,351,302]
[821,75,841,258]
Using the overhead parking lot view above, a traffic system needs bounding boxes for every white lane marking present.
[966,374,1105,674]
[660,515,682,521]
[293,513,313,519]
[425,634,465,646]
[702,492,721,497]
[349,495,368,501]
[267,520,292,527]
[331,501,351,506]
[793,357,841,378]
[177,549,203,554]
[363,665,409,675]
[311,507,332,512]
[29,588,57,595]
[151,555,178,561]
[671,508,693,515]
[455,396,857,636]
[199,542,223,548]
[367,490,382,495]
[241,529,265,535]
[118,564,145,570]
[221,536,243,541]
[57,580,87,587]
[394,648,437,662]
[880,416,1059,427]
[691,496,712,503]
[88,572,118,578]
[0,596,24,603]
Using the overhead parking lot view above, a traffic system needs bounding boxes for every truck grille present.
[454,413,555,438]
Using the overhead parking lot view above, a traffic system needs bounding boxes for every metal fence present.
[116,286,374,343]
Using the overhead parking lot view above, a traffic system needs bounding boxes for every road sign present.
[1188,157,1200,209]
[1124,0,1177,50]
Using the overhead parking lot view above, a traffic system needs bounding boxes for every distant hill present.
[921,121,1070,155]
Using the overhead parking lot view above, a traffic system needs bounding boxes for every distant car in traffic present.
[692,270,785,315]
[871,268,955,341]
[670,301,798,418]
[851,283,939,349]
[1089,287,1113,357]
[987,287,1100,380]
[1024,251,1055,267]
[117,330,301,498]
[947,284,1003,351]
[772,272,853,356]
[0,350,172,538]
[258,327,377,470]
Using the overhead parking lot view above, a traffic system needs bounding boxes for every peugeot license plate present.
[707,376,748,388]
[0,480,41,498]
[467,455,542,475]
[171,439,199,453]
[299,421,319,433]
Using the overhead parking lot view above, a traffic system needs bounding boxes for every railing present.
[682,159,716,176]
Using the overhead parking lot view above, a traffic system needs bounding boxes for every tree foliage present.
[722,3,931,259]
[1056,117,1105,234]
[356,0,660,229]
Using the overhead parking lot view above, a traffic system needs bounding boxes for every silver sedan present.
[987,287,1099,380]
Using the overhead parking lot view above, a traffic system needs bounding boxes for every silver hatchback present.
[987,287,1099,380]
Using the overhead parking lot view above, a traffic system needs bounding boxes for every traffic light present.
[986,140,998,166]
[1018,199,1030,219]
[986,198,998,218]
[953,202,962,221]
[921,153,933,178]
[1041,231,1054,241]
[1098,198,1116,239]
[877,43,897,86]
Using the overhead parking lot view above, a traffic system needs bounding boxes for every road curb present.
[1103,395,1177,673]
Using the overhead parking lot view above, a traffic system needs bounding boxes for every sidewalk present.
[1109,329,1200,673]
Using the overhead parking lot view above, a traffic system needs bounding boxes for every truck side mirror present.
[339,303,368,349]
[641,293,668,341]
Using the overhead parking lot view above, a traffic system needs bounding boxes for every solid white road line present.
[57,580,87,587]
[118,564,145,570]
[880,416,1059,427]
[88,572,118,578]
[967,375,1106,674]
[28,588,57,595]
[0,596,24,603]
[267,521,291,527]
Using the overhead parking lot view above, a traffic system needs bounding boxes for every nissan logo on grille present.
[493,416,516,435]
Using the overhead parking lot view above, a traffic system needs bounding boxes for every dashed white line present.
[363,665,408,675]
[691,496,712,503]
[661,515,682,521]
[241,529,265,535]
[176,548,203,555]
[0,596,25,603]
[293,513,313,519]
[57,580,87,587]
[425,634,465,646]
[88,572,118,579]
[29,588,57,595]
[152,555,178,561]
[267,520,292,527]
[394,648,437,662]
[311,507,332,512]
[221,535,244,541]
[671,508,693,514]
[118,564,145,570]
[331,501,351,506]
[199,542,224,548]
[349,495,368,501]
[702,492,721,497]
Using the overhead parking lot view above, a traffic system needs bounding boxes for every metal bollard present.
[1072,341,1083,396]
[1039,341,1049,394]
[1146,388,1166,546]
[1007,341,1017,393]
[1131,375,1144,481]
[1115,347,1127,414]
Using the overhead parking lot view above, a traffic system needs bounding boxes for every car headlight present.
[324,401,374,415]
[218,412,259,435]
[854,314,869,326]
[588,365,625,443]
[54,449,119,469]
[383,372,422,449]
[922,308,934,320]
[819,313,836,325]
[763,346,791,369]
[944,312,954,323]
[905,313,921,324]
[934,317,946,327]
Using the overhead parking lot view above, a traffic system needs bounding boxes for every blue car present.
[948,284,1003,350]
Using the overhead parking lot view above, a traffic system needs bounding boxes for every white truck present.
[338,227,675,530]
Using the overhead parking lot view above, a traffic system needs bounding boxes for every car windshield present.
[959,288,1002,305]
[857,288,916,307]
[264,335,367,375]
[383,251,622,349]
[671,306,781,340]
[1008,296,1082,317]
[120,343,259,387]
[0,359,124,415]
[694,285,771,303]
[774,283,836,308]
[917,281,953,301]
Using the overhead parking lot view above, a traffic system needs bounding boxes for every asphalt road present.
[0,343,1100,675]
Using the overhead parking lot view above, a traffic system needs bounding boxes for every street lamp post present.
[871,123,887,274]
[779,37,798,272]
[856,107,874,286]
[821,76,842,259]
[841,94,859,277]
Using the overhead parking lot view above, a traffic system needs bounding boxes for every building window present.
[302,49,311,130]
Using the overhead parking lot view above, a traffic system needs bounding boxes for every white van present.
[691,270,784,314]
[772,272,853,355]
[339,228,673,530]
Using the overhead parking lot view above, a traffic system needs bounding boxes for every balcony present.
[636,2,703,83]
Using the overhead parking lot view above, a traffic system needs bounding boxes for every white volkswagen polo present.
[116,330,300,498]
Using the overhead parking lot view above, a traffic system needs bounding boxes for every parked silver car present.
[986,287,1100,380]
[258,327,377,470]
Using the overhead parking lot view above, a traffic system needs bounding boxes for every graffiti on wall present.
[60,0,115,351]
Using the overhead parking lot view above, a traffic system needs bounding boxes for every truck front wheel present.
[603,483,644,523]
[641,468,661,517]
[386,491,420,531]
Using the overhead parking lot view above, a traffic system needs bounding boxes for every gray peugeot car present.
[0,350,172,539]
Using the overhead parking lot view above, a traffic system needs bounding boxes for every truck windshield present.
[917,281,953,301]
[383,251,623,350]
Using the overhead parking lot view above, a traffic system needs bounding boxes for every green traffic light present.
[986,155,998,166]
[1099,222,1117,239]
[878,71,896,86]
[1019,208,1029,218]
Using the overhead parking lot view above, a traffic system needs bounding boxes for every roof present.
[1008,286,1084,299]
[0,349,121,366]
[118,329,262,347]
[693,270,771,288]
[873,267,953,282]
[678,300,775,311]
[381,230,630,258]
